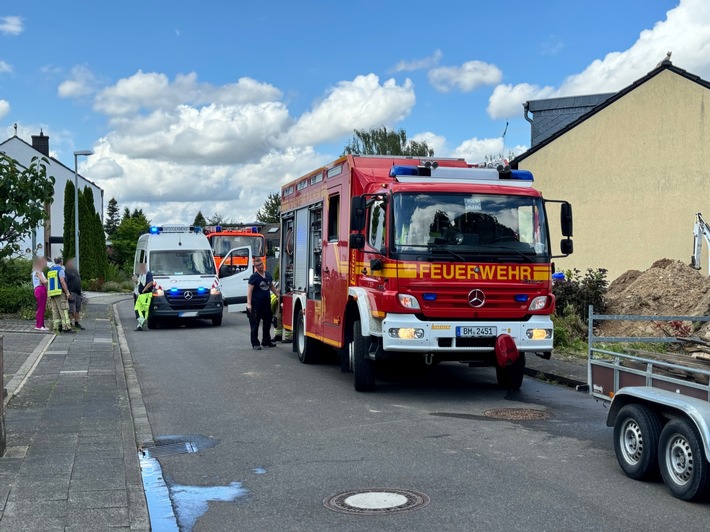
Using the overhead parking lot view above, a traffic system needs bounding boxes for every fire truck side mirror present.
[350,196,366,231]
[560,202,573,237]
[560,238,573,256]
[349,234,365,250]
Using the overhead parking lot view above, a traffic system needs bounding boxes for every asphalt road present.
[117,301,710,531]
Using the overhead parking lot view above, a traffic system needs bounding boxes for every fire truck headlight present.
[398,293,420,309]
[528,296,548,311]
[388,328,425,340]
[526,328,552,340]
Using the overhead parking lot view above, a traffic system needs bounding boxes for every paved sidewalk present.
[2,333,54,401]
[0,295,148,531]
[526,352,587,387]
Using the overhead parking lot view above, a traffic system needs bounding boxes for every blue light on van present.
[515,294,529,302]
[149,226,160,235]
[170,287,179,294]
[197,287,207,295]
[422,293,437,301]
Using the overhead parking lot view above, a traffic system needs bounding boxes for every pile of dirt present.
[601,259,710,338]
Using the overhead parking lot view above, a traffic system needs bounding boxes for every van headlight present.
[210,286,221,295]
[153,288,164,297]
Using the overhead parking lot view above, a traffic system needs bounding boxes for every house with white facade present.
[0,130,103,259]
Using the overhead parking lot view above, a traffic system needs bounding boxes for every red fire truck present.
[279,155,573,391]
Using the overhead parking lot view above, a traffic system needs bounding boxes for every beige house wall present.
[519,70,710,279]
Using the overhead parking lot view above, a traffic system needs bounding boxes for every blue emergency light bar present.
[389,165,534,183]
[148,225,203,235]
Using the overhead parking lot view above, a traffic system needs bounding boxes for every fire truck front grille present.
[165,290,209,310]
[410,285,540,318]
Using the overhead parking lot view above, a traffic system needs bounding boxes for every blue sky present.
[0,0,705,223]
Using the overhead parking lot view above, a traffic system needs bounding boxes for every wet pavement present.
[0,294,148,531]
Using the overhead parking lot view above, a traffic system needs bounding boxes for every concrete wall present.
[519,70,710,279]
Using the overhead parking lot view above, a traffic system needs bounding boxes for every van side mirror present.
[560,238,573,256]
[561,202,573,237]
[349,233,365,250]
[350,196,366,231]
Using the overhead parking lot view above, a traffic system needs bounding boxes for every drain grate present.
[484,408,553,420]
[144,441,197,458]
[324,488,430,515]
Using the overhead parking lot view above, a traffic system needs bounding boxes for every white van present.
[133,225,252,328]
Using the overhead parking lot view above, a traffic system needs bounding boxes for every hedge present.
[0,285,36,315]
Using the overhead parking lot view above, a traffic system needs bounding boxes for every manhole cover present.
[483,408,553,420]
[324,488,430,515]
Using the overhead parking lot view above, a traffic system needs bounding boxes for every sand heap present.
[601,259,710,338]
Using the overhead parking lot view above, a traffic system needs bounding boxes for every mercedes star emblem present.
[184,291,193,300]
[468,289,485,308]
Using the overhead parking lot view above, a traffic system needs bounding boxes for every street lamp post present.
[73,150,94,273]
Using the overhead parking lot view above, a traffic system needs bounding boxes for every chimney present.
[31,129,49,156]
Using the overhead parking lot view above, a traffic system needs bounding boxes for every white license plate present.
[456,326,497,338]
[179,311,198,318]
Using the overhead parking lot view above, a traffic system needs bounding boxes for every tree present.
[104,197,120,238]
[112,210,150,269]
[255,192,281,224]
[342,127,434,157]
[207,213,235,225]
[0,154,55,261]
[193,210,207,228]
[62,181,76,260]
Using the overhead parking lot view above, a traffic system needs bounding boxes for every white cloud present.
[391,50,443,72]
[541,36,564,56]
[0,16,22,36]
[428,61,502,93]
[410,131,447,156]
[286,74,416,146]
[487,0,710,119]
[411,131,527,164]
[58,65,98,98]
[0,100,9,119]
[0,60,11,74]
[94,71,282,116]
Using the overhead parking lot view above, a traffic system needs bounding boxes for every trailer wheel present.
[613,404,661,480]
[659,419,710,501]
[351,320,375,392]
[495,353,525,390]
[295,308,318,364]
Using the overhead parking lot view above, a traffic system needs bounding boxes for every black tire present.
[659,419,710,501]
[147,317,158,330]
[613,404,661,480]
[352,320,375,392]
[295,308,318,364]
[212,315,223,327]
[339,347,352,373]
[495,353,525,390]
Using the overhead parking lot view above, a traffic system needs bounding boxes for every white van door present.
[219,246,252,313]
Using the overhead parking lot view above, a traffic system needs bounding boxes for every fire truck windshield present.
[211,235,264,257]
[392,192,549,262]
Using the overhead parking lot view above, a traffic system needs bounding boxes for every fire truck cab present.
[279,155,573,392]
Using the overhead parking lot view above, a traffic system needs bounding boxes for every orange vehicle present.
[204,227,266,269]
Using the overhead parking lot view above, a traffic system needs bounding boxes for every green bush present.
[104,262,129,283]
[101,281,122,292]
[553,268,608,320]
[0,258,33,286]
[552,305,588,354]
[0,284,36,315]
[120,281,134,292]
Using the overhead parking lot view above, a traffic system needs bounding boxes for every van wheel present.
[296,308,318,364]
[495,353,525,390]
[659,419,710,501]
[613,404,661,480]
[212,315,223,326]
[351,320,375,392]
[147,317,158,330]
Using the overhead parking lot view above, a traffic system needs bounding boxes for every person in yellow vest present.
[47,257,75,334]
[133,262,154,331]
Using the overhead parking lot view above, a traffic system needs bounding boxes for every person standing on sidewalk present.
[246,257,279,350]
[133,262,154,331]
[31,256,49,331]
[47,257,75,334]
[65,258,85,330]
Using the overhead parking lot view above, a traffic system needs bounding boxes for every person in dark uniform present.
[246,257,279,350]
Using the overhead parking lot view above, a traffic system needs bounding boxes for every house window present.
[328,195,340,242]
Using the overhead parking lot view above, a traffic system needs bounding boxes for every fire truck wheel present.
[613,404,661,480]
[296,308,318,364]
[495,353,525,390]
[659,418,710,501]
[352,320,375,392]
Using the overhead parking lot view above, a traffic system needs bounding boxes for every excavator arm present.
[691,212,710,271]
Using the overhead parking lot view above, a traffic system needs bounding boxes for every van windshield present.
[150,250,216,276]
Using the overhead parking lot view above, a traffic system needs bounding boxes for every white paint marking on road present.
[4,333,55,406]
[2,445,28,458]
[60,370,88,375]
[344,492,408,510]
[94,337,113,343]
[95,318,110,321]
